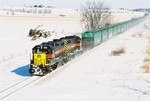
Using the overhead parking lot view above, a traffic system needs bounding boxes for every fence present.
[0,50,30,63]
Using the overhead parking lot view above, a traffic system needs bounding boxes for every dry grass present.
[146,36,150,40]
[143,62,150,73]
[144,55,150,62]
[131,32,142,38]
[146,48,150,54]
[111,47,125,56]
[143,47,150,73]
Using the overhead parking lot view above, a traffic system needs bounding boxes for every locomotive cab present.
[30,44,54,76]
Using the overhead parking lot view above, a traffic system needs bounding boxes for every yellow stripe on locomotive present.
[64,39,68,57]
[34,53,46,65]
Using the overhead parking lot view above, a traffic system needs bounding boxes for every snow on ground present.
[110,9,145,24]
[0,15,82,62]
[0,17,150,101]
[0,15,82,93]
[0,11,143,62]
[0,54,30,92]
[0,9,149,101]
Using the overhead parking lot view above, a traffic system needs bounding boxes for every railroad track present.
[0,76,41,100]
[0,48,99,100]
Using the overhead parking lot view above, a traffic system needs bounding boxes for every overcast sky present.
[0,0,150,9]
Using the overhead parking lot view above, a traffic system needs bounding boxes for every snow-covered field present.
[0,10,150,101]
[110,9,145,23]
[0,15,82,62]
[1,17,150,101]
[0,10,144,62]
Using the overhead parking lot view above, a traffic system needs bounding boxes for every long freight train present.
[29,16,146,76]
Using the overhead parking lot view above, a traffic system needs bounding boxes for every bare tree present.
[80,1,111,31]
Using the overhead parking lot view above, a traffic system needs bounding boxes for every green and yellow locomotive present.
[29,35,82,76]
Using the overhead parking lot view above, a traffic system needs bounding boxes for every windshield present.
[33,46,51,53]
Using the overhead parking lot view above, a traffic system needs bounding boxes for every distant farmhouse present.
[133,8,150,12]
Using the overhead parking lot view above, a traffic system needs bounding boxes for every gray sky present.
[0,0,150,9]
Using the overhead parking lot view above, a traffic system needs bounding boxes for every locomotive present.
[29,35,82,76]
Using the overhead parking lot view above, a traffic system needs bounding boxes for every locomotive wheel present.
[29,69,35,74]
[42,68,48,76]
[52,64,57,70]
[63,58,68,63]
[57,62,63,67]
[47,67,53,73]
[42,70,47,76]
